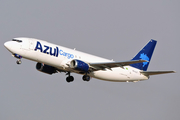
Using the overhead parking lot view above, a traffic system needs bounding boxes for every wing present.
[89,59,147,71]
[140,71,176,76]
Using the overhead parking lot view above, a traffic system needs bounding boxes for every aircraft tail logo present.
[130,40,157,71]
[140,53,149,67]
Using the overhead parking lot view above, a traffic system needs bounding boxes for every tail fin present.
[130,39,157,71]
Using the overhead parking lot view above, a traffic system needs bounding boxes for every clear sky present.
[1,0,179,120]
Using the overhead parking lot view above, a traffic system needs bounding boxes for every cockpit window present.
[12,39,22,42]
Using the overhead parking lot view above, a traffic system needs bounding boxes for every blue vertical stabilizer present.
[130,39,157,71]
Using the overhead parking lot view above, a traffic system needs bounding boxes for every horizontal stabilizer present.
[141,71,176,76]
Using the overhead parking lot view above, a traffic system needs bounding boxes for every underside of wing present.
[89,59,147,71]
[140,71,176,76]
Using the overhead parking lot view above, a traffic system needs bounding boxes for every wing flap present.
[141,71,176,76]
[89,59,147,71]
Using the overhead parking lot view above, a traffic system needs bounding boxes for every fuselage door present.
[21,39,30,51]
[29,40,34,50]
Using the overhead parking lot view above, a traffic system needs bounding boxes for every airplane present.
[4,37,175,82]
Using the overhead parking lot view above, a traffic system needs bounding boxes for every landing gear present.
[16,59,22,64]
[13,54,22,64]
[82,74,90,81]
[66,72,74,83]
[65,72,90,82]
[66,76,74,83]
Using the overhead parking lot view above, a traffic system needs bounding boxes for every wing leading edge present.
[89,59,147,71]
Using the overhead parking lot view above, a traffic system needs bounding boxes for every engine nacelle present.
[36,63,56,75]
[70,59,89,72]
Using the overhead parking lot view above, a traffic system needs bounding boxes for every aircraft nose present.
[4,41,12,50]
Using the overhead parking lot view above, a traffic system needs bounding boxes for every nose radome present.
[4,42,8,48]
[4,41,12,50]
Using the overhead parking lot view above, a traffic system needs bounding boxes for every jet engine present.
[36,63,56,75]
[70,59,89,72]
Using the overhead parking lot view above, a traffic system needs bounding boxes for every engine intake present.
[70,59,89,72]
[36,63,56,75]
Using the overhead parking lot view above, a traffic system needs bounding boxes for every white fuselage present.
[4,37,149,82]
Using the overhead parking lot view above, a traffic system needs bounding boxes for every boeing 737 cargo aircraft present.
[4,38,175,82]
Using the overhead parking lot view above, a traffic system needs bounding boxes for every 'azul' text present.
[34,41,74,59]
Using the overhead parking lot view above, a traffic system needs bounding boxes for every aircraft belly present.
[91,68,129,81]
[91,68,148,82]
